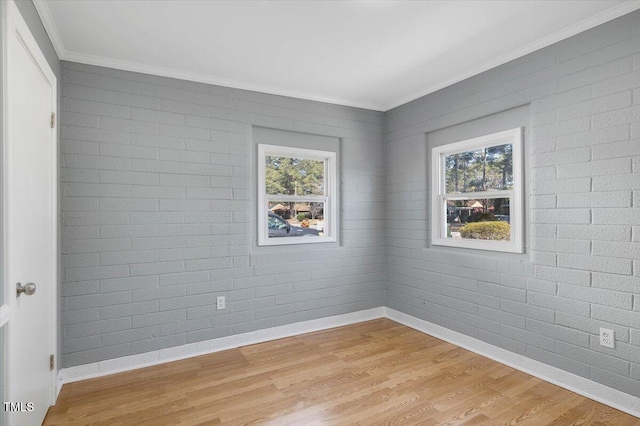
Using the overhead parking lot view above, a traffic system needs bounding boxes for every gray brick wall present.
[60,61,386,367]
[385,11,640,397]
[60,9,640,401]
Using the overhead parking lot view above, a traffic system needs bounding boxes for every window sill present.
[432,238,522,254]
[258,236,337,247]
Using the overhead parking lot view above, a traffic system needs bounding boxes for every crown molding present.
[384,0,640,111]
[32,0,66,59]
[61,50,387,111]
[33,0,640,112]
[33,0,385,111]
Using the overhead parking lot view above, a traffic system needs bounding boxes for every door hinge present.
[50,354,54,371]
[50,112,56,129]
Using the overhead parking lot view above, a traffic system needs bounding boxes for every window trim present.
[430,127,523,253]
[258,144,338,246]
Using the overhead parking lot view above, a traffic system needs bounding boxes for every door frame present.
[2,0,58,417]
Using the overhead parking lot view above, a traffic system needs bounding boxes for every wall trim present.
[384,307,640,419]
[385,1,640,110]
[31,0,65,59]
[58,306,640,419]
[0,304,9,328]
[31,0,385,112]
[59,307,385,384]
[33,0,640,112]
[55,370,63,400]
[62,51,387,112]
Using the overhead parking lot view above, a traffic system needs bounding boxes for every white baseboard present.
[58,305,640,419]
[384,307,640,419]
[56,371,63,399]
[59,307,385,384]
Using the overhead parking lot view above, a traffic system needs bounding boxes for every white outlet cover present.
[217,296,226,310]
[599,328,614,349]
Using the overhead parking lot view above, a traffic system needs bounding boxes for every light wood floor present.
[45,319,639,425]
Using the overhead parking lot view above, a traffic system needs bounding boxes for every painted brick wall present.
[59,62,386,367]
[60,9,640,400]
[385,11,640,397]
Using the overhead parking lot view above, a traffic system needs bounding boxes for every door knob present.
[16,282,36,297]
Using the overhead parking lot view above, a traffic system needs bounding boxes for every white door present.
[3,1,58,425]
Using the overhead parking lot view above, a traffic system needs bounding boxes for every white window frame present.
[258,144,337,246]
[431,128,523,253]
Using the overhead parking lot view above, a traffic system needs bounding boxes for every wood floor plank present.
[44,319,640,425]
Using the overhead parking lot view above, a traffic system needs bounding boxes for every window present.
[258,144,337,246]
[431,128,523,253]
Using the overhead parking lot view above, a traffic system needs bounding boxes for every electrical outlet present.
[600,328,614,349]
[216,296,226,310]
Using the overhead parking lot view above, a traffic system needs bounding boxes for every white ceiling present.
[35,0,640,111]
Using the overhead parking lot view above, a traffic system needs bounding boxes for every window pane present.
[267,201,325,238]
[445,143,513,193]
[265,156,325,196]
[446,198,510,241]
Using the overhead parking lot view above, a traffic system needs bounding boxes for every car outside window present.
[258,144,337,246]
[268,214,288,230]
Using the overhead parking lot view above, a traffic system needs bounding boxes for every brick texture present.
[60,62,386,367]
[385,10,640,397]
[59,10,640,400]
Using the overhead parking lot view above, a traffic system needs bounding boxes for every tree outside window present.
[431,128,523,253]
